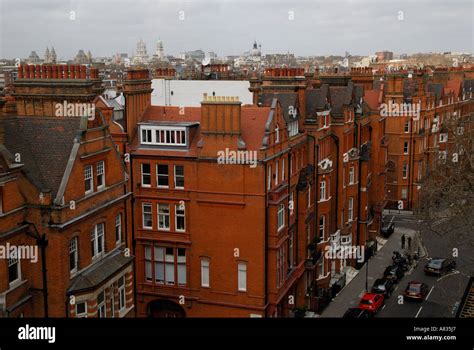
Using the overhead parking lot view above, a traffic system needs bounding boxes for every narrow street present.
[320,211,469,318]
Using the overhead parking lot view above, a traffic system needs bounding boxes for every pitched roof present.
[259,92,298,123]
[305,84,330,118]
[427,83,444,102]
[328,83,353,116]
[67,249,133,294]
[2,116,80,196]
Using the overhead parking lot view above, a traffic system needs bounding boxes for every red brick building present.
[383,68,474,209]
[117,69,316,317]
[0,64,134,318]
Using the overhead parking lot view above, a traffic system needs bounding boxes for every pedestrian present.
[401,234,405,249]
[408,236,412,251]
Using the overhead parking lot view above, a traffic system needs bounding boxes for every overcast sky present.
[0,0,472,60]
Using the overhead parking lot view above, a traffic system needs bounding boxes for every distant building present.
[74,50,91,64]
[26,51,41,64]
[44,47,57,64]
[180,50,206,62]
[376,51,394,62]
[133,39,149,65]
[154,38,164,60]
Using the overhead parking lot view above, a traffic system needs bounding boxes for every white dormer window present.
[140,125,187,147]
[439,133,448,143]
[288,121,299,137]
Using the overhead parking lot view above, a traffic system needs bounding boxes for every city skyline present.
[0,0,472,59]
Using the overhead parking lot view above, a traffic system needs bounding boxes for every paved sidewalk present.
[320,227,420,317]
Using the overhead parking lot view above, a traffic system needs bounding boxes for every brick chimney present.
[198,94,244,158]
[122,69,152,141]
[13,64,102,117]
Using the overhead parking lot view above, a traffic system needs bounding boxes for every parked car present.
[381,221,395,238]
[342,307,374,318]
[424,258,456,276]
[358,293,385,313]
[404,281,430,301]
[383,264,405,283]
[371,278,395,298]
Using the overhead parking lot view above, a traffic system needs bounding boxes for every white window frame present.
[118,276,126,311]
[404,121,410,133]
[402,164,408,179]
[275,161,279,186]
[91,223,105,259]
[349,166,355,184]
[439,133,448,143]
[201,259,210,287]
[275,124,280,143]
[403,141,409,154]
[319,215,325,239]
[401,188,408,199]
[145,246,152,282]
[97,291,106,318]
[267,165,272,190]
[96,161,105,190]
[177,248,186,286]
[115,213,122,244]
[140,125,187,147]
[84,165,93,195]
[348,197,354,222]
[157,203,170,231]
[141,163,151,188]
[174,165,184,189]
[319,180,326,200]
[282,158,285,182]
[277,203,285,231]
[142,203,153,229]
[69,237,78,274]
[238,262,247,292]
[307,185,311,208]
[175,204,185,232]
[8,256,21,286]
[75,301,88,318]
[157,164,169,188]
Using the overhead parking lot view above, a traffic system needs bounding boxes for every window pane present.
[157,165,169,187]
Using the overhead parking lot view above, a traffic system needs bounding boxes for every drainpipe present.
[264,160,268,316]
[407,117,414,210]
[23,222,49,317]
[130,153,138,317]
[330,134,340,231]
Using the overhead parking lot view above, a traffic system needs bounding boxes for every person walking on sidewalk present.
[401,234,406,249]
[407,236,412,251]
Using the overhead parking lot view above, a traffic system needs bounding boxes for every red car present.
[358,293,385,313]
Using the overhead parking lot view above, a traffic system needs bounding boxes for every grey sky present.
[0,0,472,60]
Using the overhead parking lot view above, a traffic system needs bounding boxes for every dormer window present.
[140,125,187,147]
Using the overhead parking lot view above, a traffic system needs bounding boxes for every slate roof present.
[259,92,298,123]
[462,79,474,93]
[68,249,133,294]
[328,82,353,116]
[427,83,444,103]
[2,116,81,197]
[305,84,330,118]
